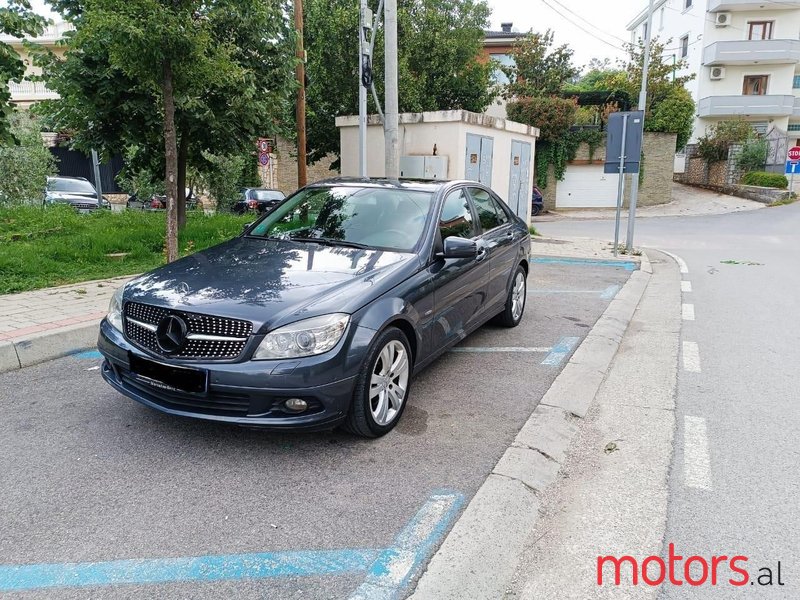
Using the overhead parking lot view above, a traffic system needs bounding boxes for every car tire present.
[343,327,413,438]
[496,265,527,328]
[531,204,542,217]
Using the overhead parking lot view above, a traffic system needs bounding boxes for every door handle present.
[475,246,487,261]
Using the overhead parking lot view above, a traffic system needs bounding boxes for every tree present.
[0,112,56,204]
[647,85,695,150]
[506,96,577,143]
[303,0,493,165]
[34,0,295,258]
[0,0,46,144]
[501,29,579,99]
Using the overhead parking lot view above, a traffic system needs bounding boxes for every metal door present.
[507,140,532,219]
[465,134,494,186]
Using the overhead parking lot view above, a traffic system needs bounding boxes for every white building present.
[628,0,800,146]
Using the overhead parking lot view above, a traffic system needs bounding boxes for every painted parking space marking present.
[682,341,701,373]
[600,284,621,300]
[527,284,620,299]
[0,549,379,593]
[682,304,695,321]
[0,491,463,594]
[684,416,712,490]
[71,350,103,360]
[530,257,637,271]
[451,346,551,354]
[540,337,581,367]
[681,281,692,293]
[349,491,464,600]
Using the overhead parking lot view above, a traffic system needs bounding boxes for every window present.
[439,190,476,240]
[490,53,515,85]
[684,0,692,9]
[793,75,800,89]
[743,75,768,95]
[469,188,509,232]
[788,124,800,132]
[642,23,648,41]
[680,35,689,58]
[748,21,774,41]
[659,7,665,30]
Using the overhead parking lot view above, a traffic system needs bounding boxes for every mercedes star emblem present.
[156,315,188,354]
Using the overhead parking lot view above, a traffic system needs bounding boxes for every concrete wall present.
[542,132,677,210]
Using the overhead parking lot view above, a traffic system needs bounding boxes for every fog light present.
[284,398,308,413]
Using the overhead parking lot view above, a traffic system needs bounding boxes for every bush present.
[0,113,57,205]
[506,96,578,142]
[646,86,695,150]
[697,118,755,163]
[740,171,788,189]
[736,139,767,173]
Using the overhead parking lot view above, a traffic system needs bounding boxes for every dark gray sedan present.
[98,178,531,437]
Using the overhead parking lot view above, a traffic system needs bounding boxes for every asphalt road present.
[537,203,800,596]
[0,260,633,599]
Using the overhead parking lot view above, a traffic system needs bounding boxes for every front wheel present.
[496,265,527,327]
[343,327,412,438]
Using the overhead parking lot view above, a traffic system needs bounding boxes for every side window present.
[439,189,476,240]
[469,187,509,231]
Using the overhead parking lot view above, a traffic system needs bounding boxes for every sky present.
[487,0,645,70]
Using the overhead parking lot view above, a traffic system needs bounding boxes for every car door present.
[427,187,490,353]
[467,186,520,312]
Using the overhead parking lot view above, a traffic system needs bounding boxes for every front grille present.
[73,202,98,210]
[124,301,253,360]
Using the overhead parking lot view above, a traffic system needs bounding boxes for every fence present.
[50,147,125,194]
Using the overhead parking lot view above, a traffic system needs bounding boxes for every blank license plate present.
[129,354,207,394]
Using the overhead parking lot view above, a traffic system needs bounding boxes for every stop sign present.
[788,146,800,162]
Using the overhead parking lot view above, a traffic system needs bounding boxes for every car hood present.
[123,237,420,332]
[50,193,100,204]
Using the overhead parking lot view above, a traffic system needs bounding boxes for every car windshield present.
[247,186,433,252]
[251,190,284,201]
[48,178,96,194]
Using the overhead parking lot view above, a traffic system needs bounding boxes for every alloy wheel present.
[369,340,410,426]
[511,271,526,321]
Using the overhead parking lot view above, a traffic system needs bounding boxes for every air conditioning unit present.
[710,66,726,80]
[715,12,731,27]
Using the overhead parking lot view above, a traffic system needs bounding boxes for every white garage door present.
[555,165,620,208]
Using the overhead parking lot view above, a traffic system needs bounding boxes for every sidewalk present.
[536,181,764,222]
[0,236,635,374]
[0,276,134,372]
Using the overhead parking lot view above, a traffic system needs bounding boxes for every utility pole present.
[295,0,307,189]
[358,0,371,177]
[90,149,103,204]
[384,0,399,178]
[626,0,655,253]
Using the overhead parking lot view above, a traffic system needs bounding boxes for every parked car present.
[98,178,530,437]
[532,185,544,216]
[146,190,198,211]
[233,188,286,215]
[44,177,110,212]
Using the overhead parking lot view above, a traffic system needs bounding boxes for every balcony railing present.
[708,0,800,11]
[703,39,800,66]
[698,95,796,117]
[7,81,59,101]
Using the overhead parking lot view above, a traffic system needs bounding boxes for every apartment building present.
[628,0,800,146]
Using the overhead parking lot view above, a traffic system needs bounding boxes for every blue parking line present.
[531,257,637,271]
[0,549,380,592]
[349,490,465,600]
[0,490,464,593]
[600,284,621,300]
[541,337,581,367]
[70,350,103,360]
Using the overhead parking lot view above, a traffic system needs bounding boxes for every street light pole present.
[358,0,370,177]
[295,0,307,189]
[625,0,655,253]
[383,0,399,178]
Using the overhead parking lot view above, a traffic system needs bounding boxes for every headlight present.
[107,285,125,332]
[253,313,350,360]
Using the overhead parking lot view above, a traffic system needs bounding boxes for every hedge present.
[740,172,788,189]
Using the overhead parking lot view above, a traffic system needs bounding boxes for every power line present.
[546,0,629,44]
[537,0,625,52]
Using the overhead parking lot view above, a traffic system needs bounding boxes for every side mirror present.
[441,236,478,259]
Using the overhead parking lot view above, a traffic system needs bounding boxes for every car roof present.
[48,176,90,182]
[307,177,469,193]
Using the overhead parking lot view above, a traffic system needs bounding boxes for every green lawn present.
[0,205,253,294]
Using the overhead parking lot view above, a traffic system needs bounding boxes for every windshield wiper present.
[288,236,370,250]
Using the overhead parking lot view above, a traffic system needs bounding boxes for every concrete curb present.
[410,254,654,600]
[0,322,99,374]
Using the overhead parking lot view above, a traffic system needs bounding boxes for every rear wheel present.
[343,327,412,438]
[496,265,527,327]
[531,203,542,217]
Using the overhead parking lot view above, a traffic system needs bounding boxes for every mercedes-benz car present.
[98,178,531,437]
[44,176,110,212]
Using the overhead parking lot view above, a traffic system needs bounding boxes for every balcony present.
[703,39,800,66]
[708,0,800,11]
[7,81,59,102]
[698,95,796,117]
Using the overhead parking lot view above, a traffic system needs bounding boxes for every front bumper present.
[98,319,368,430]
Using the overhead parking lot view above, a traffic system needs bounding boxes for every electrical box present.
[400,155,449,180]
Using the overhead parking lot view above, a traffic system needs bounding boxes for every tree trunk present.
[177,130,188,230]
[162,60,179,263]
